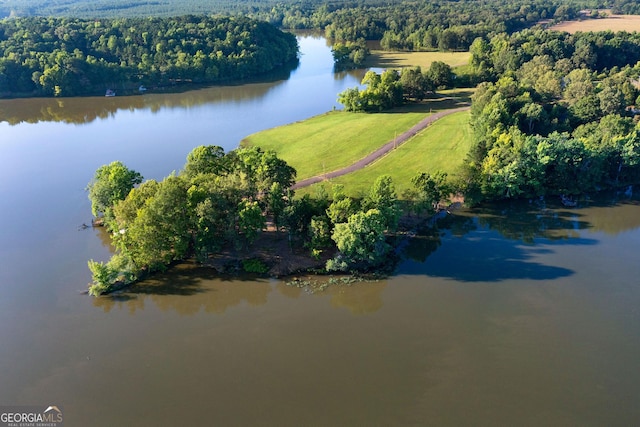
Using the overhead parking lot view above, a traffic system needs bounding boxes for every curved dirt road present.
[291,106,470,190]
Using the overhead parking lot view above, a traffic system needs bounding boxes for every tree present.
[362,175,399,231]
[116,175,190,270]
[427,61,453,90]
[338,69,403,112]
[326,184,356,225]
[183,145,226,178]
[517,102,546,134]
[337,87,363,112]
[563,68,594,105]
[400,67,432,101]
[598,83,625,116]
[411,171,450,214]
[237,200,265,246]
[87,161,143,217]
[327,209,391,272]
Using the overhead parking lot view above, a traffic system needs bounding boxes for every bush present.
[242,258,269,274]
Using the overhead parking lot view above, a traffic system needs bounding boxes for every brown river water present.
[1,35,640,426]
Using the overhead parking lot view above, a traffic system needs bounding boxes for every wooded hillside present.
[0,15,298,97]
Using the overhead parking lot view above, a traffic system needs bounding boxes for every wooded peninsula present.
[0,15,298,97]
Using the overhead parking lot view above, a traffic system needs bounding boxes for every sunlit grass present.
[297,111,472,198]
[241,91,471,180]
[363,50,471,70]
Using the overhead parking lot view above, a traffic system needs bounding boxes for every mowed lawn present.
[300,111,472,198]
[363,50,471,70]
[241,111,428,180]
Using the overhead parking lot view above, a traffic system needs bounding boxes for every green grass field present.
[242,90,473,199]
[299,111,472,198]
[363,50,471,70]
[242,111,426,179]
[241,94,471,181]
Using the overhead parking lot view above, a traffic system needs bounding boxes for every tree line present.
[462,29,640,202]
[335,27,640,203]
[87,144,451,294]
[338,61,454,112]
[2,0,609,53]
[0,15,298,97]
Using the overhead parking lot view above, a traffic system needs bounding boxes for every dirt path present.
[291,105,470,190]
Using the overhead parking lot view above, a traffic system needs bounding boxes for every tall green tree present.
[362,174,399,231]
[87,161,143,217]
[411,171,450,214]
[327,209,391,272]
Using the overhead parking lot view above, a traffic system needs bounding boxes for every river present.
[1,34,640,426]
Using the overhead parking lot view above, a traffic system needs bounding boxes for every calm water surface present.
[1,35,640,426]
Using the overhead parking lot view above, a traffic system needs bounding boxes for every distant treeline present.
[1,0,621,52]
[0,15,298,97]
[611,0,640,15]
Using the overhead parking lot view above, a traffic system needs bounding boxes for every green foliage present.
[284,194,327,238]
[242,258,269,274]
[466,28,640,202]
[338,69,404,112]
[326,184,357,225]
[238,200,266,246]
[331,39,369,70]
[87,259,118,296]
[427,61,453,89]
[87,145,297,294]
[87,161,142,217]
[0,16,298,97]
[183,145,227,178]
[308,215,332,255]
[327,209,392,272]
[411,171,450,214]
[362,175,399,231]
[400,67,432,101]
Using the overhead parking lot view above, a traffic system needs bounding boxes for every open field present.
[298,110,472,198]
[550,12,640,33]
[242,112,426,180]
[241,94,471,181]
[363,50,471,70]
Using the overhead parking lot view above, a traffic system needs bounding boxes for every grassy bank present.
[241,93,471,181]
[300,110,472,198]
[241,110,427,180]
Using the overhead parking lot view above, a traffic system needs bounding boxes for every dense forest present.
[462,29,640,201]
[0,0,614,50]
[0,15,298,97]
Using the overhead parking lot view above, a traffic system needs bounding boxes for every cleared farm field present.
[550,12,640,33]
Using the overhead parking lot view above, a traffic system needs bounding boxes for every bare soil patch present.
[550,11,640,33]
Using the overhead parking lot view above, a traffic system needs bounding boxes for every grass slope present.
[241,110,428,180]
[241,92,472,182]
[302,111,472,198]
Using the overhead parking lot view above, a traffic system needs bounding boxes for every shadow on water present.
[92,259,391,316]
[92,261,274,315]
[397,194,635,282]
[0,59,299,126]
[92,189,640,312]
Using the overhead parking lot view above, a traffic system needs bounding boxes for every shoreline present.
[90,204,462,296]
